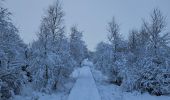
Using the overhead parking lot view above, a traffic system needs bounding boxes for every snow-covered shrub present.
[0,70,23,99]
[123,48,170,95]
[93,42,126,85]
[137,57,170,95]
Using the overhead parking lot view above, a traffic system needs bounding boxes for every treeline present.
[93,8,170,96]
[0,1,88,99]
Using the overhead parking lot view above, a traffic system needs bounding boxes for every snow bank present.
[70,68,81,79]
[81,59,93,67]
[13,74,75,100]
[91,68,108,82]
[97,82,170,100]
[13,92,67,100]
[92,68,170,100]
[124,92,170,100]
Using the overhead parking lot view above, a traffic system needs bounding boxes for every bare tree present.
[128,29,138,53]
[108,17,120,51]
[143,8,169,57]
[42,0,65,42]
[107,17,122,61]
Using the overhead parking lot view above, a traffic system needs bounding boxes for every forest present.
[0,0,170,100]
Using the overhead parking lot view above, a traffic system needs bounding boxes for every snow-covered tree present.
[123,9,170,95]
[93,42,114,76]
[0,2,28,99]
[106,17,126,85]
[70,26,88,66]
[93,17,127,85]
[139,8,170,95]
[29,0,75,93]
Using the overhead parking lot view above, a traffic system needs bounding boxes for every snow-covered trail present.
[68,65,101,100]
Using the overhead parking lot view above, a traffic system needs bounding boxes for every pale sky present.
[5,0,170,51]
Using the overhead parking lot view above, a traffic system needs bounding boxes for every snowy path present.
[68,66,101,100]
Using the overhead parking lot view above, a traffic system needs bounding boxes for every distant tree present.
[128,29,138,53]
[107,17,124,58]
[93,17,126,86]
[93,42,113,75]
[70,26,88,66]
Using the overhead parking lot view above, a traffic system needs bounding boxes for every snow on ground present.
[13,60,98,100]
[14,92,67,100]
[13,83,73,100]
[92,67,170,100]
[13,69,77,100]
[81,58,93,67]
[67,66,101,100]
[13,60,170,100]
[70,67,81,79]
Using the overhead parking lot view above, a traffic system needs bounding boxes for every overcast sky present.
[5,0,170,51]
